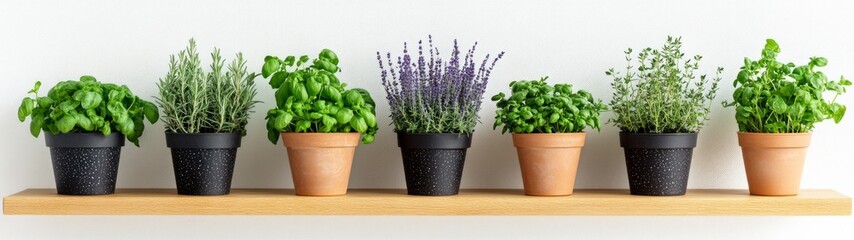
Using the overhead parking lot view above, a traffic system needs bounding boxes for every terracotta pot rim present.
[737,132,811,148]
[511,132,587,148]
[737,132,812,136]
[280,132,361,136]
[510,132,586,136]
[619,131,698,136]
[281,132,361,148]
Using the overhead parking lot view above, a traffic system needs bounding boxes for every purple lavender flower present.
[379,35,505,134]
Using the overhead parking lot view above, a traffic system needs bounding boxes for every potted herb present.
[724,39,849,196]
[378,36,504,196]
[607,36,721,196]
[262,49,377,196]
[155,39,259,195]
[18,76,158,195]
[492,77,606,196]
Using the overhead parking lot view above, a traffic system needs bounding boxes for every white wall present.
[1,0,852,239]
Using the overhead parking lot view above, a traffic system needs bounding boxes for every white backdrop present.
[2,0,853,239]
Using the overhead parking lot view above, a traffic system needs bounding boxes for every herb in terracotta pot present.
[492,77,606,196]
[608,36,722,196]
[18,76,159,195]
[378,36,504,196]
[263,49,378,196]
[155,39,259,195]
[723,39,849,196]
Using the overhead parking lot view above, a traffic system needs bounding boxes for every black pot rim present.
[619,132,698,149]
[45,132,125,148]
[397,132,472,149]
[165,132,242,149]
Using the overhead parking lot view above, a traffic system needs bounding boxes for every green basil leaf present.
[119,120,135,136]
[30,113,44,137]
[810,57,828,67]
[80,91,102,109]
[336,109,354,124]
[350,116,367,133]
[322,86,342,102]
[269,71,288,88]
[298,55,310,65]
[306,77,322,97]
[294,84,308,101]
[273,112,292,130]
[284,56,295,66]
[308,112,323,119]
[59,100,79,113]
[37,96,54,108]
[361,135,375,144]
[101,124,111,136]
[79,75,97,83]
[57,115,77,133]
[18,97,35,121]
[267,128,280,144]
[75,113,94,131]
[319,49,339,65]
[344,90,363,107]
[353,88,375,108]
[770,97,788,114]
[28,81,42,94]
[262,56,280,78]
[832,104,846,123]
[295,120,311,132]
[360,109,377,127]
[143,101,159,124]
[321,115,337,132]
[275,84,291,108]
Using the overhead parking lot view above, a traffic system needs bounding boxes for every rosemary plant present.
[607,36,722,133]
[156,39,258,135]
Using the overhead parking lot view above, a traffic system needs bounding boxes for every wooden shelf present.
[3,189,850,216]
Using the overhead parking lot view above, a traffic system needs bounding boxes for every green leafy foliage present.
[723,39,849,133]
[608,36,722,133]
[262,49,378,144]
[155,39,259,135]
[492,77,606,133]
[18,76,158,146]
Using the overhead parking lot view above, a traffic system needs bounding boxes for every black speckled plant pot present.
[166,132,242,196]
[398,132,472,196]
[619,132,698,196]
[45,132,125,195]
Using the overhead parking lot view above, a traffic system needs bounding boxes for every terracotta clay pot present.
[281,132,360,196]
[512,133,585,196]
[738,132,811,196]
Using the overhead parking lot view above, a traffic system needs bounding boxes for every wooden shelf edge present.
[4,189,851,216]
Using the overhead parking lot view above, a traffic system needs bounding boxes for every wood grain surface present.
[3,189,850,216]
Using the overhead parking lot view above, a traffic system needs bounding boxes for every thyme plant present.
[608,36,722,133]
[156,39,258,135]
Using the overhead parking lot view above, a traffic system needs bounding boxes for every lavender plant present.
[378,36,505,134]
